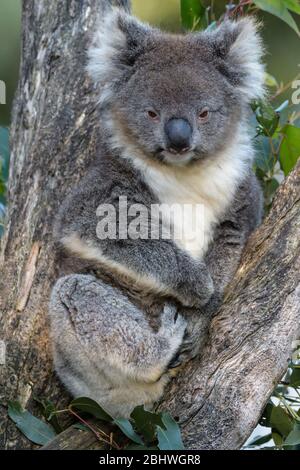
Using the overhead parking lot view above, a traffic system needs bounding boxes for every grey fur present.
[49,9,264,417]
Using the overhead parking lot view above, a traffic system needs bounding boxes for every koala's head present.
[88,9,265,166]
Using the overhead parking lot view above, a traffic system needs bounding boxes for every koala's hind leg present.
[49,274,186,417]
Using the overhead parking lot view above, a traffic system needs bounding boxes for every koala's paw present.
[168,334,199,369]
[159,303,187,349]
[178,274,214,309]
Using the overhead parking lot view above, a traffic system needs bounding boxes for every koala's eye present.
[198,108,210,122]
[147,110,159,122]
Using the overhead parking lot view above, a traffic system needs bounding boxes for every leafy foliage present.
[246,348,300,449]
[8,401,56,446]
[253,0,300,35]
[7,397,184,450]
[156,412,184,450]
[252,98,300,210]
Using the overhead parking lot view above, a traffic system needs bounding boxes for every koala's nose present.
[165,118,192,153]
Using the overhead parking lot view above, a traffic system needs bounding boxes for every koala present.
[49,8,264,418]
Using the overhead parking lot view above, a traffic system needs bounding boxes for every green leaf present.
[270,405,293,437]
[254,136,276,174]
[253,100,280,137]
[283,0,300,15]
[285,424,300,446]
[263,177,280,208]
[260,402,275,427]
[272,431,283,447]
[248,433,272,446]
[253,1,300,35]
[34,397,63,434]
[157,412,184,450]
[0,127,9,162]
[264,72,278,88]
[131,405,165,443]
[275,100,289,113]
[114,417,144,445]
[70,397,112,422]
[180,0,205,31]
[8,401,56,446]
[0,180,5,196]
[279,124,300,175]
[125,444,158,450]
[289,367,300,387]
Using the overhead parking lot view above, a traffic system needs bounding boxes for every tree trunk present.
[0,0,130,449]
[0,0,299,450]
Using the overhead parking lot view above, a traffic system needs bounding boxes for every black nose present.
[165,118,192,153]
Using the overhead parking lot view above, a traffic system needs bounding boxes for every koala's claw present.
[168,348,197,369]
[168,339,198,369]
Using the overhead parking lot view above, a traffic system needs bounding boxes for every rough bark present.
[0,0,130,450]
[0,0,300,451]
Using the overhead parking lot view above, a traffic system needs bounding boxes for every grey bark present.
[0,0,299,450]
[0,0,130,449]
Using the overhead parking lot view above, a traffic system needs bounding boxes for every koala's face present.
[114,49,241,165]
[88,10,264,166]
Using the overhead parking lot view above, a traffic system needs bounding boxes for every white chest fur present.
[125,133,251,259]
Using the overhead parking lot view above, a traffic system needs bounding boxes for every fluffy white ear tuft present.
[211,18,266,102]
[228,18,265,101]
[87,9,125,85]
[87,8,152,103]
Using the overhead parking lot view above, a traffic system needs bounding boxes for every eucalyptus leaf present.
[253,0,300,35]
[260,402,275,427]
[254,135,276,174]
[8,401,56,446]
[131,405,165,443]
[284,424,300,446]
[125,444,158,450]
[248,433,272,446]
[279,124,300,175]
[264,72,279,88]
[283,0,300,15]
[289,367,300,387]
[34,397,63,434]
[70,397,112,422]
[275,100,289,113]
[272,431,283,447]
[254,101,280,137]
[157,412,184,450]
[270,405,293,437]
[263,177,280,208]
[114,417,144,445]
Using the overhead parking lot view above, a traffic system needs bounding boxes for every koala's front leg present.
[56,186,214,310]
[91,236,214,309]
[49,274,186,416]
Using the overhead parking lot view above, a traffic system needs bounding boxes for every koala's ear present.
[87,8,152,92]
[204,18,265,102]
